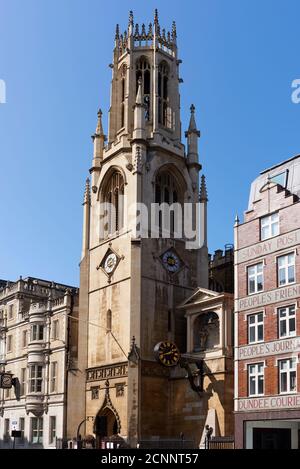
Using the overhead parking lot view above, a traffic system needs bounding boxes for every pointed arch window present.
[120,65,127,129]
[103,171,124,236]
[155,169,182,236]
[136,57,151,121]
[106,310,112,332]
[158,62,170,128]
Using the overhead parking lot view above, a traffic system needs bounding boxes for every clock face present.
[154,341,181,367]
[104,253,117,274]
[161,250,181,273]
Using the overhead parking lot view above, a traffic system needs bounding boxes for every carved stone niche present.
[193,312,220,352]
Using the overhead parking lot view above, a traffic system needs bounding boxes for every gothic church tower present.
[77,10,208,447]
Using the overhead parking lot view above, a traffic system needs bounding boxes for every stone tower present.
[78,10,208,447]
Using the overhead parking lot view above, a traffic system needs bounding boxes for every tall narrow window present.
[247,263,264,294]
[31,324,44,341]
[136,57,151,120]
[29,365,43,393]
[22,330,28,348]
[8,304,14,320]
[248,313,264,343]
[4,419,10,441]
[260,212,279,240]
[49,416,56,444]
[21,368,27,396]
[155,169,182,236]
[103,171,125,236]
[121,78,125,128]
[107,310,112,332]
[30,417,43,445]
[158,62,169,127]
[52,319,59,340]
[19,418,25,443]
[279,358,297,394]
[248,363,264,397]
[50,362,57,393]
[278,253,295,286]
[7,335,12,353]
[278,305,296,338]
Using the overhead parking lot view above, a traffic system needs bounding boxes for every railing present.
[207,436,235,450]
[138,439,195,449]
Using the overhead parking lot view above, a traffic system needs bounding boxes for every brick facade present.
[234,156,300,449]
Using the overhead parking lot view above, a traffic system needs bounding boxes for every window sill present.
[279,391,297,395]
[278,281,296,288]
[248,290,264,296]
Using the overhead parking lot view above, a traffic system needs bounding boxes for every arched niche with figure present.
[193,312,220,352]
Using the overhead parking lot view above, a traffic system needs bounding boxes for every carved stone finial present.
[128,336,140,364]
[199,175,208,202]
[133,146,143,174]
[83,177,91,205]
[129,10,134,26]
[115,24,119,40]
[154,9,159,25]
[172,21,177,40]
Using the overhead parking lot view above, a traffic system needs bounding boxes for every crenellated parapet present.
[115,10,177,58]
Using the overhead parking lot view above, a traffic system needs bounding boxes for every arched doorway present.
[94,407,120,448]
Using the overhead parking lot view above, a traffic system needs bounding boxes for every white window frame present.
[247,263,264,295]
[279,358,297,394]
[277,253,296,287]
[30,417,43,445]
[31,324,44,342]
[50,362,57,393]
[278,305,296,338]
[248,362,264,397]
[248,312,264,344]
[260,212,279,241]
[29,365,43,393]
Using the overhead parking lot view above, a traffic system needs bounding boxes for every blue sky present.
[0,0,299,286]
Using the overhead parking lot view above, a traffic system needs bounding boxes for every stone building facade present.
[209,245,234,294]
[0,277,79,448]
[234,155,300,449]
[75,10,234,448]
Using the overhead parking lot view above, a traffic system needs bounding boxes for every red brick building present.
[234,155,300,449]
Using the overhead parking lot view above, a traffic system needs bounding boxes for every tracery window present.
[158,61,169,127]
[155,169,182,235]
[136,57,151,120]
[103,171,124,235]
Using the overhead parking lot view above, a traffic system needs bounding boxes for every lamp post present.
[76,416,94,449]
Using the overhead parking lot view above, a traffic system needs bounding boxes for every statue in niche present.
[194,312,220,352]
[198,327,209,350]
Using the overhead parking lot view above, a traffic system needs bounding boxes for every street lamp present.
[76,416,94,449]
